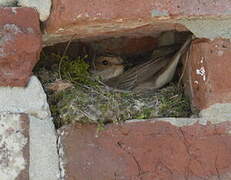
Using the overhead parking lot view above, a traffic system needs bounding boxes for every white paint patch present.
[196,66,206,81]
[200,57,204,63]
[96,12,102,16]
[0,113,27,180]
[217,50,224,56]
[11,7,17,14]
[57,28,65,32]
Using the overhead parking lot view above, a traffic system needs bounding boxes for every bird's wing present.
[151,44,181,59]
[105,56,170,90]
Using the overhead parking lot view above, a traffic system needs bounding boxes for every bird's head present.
[90,56,125,80]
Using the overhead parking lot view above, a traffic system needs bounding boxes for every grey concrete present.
[199,103,231,120]
[128,117,230,127]
[29,116,60,180]
[18,0,51,21]
[0,0,17,6]
[0,76,50,120]
[178,18,231,40]
[0,113,28,180]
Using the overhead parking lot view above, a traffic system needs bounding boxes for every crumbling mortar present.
[56,130,65,180]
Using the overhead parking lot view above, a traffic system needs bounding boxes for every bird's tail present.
[153,34,194,89]
[173,34,194,61]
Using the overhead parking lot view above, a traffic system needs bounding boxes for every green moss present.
[60,55,93,85]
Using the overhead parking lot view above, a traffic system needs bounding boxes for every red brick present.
[91,36,157,56]
[46,0,231,32]
[0,7,41,87]
[183,38,231,110]
[58,120,231,180]
[44,0,231,45]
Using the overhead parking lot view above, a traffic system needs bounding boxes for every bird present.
[90,56,125,81]
[91,44,181,79]
[91,35,193,92]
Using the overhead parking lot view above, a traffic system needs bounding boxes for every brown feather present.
[106,35,193,91]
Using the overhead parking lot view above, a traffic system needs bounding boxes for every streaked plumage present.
[92,35,193,91]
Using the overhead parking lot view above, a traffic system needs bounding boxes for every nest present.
[35,53,191,128]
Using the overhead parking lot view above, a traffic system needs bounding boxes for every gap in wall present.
[34,30,195,129]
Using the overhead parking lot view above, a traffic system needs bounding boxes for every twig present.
[58,34,76,79]
[78,108,94,121]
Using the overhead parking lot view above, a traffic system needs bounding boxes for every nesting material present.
[35,51,191,128]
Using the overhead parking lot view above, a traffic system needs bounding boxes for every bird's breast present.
[92,65,124,81]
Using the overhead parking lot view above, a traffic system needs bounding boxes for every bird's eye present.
[102,60,108,65]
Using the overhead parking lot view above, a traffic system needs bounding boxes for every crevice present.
[56,130,65,180]
[179,127,212,180]
[154,159,174,176]
[36,31,193,129]
[215,148,221,180]
[117,141,144,180]
[179,127,191,180]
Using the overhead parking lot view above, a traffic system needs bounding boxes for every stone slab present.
[0,7,41,86]
[29,116,60,180]
[58,119,231,180]
[0,0,17,6]
[0,76,50,119]
[18,0,51,21]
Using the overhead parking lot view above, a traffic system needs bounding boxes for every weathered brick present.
[44,0,231,45]
[0,7,41,86]
[46,0,231,32]
[183,38,231,111]
[0,113,29,180]
[58,119,231,180]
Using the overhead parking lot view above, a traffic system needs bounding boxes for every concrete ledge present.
[29,116,59,180]
[0,76,50,119]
